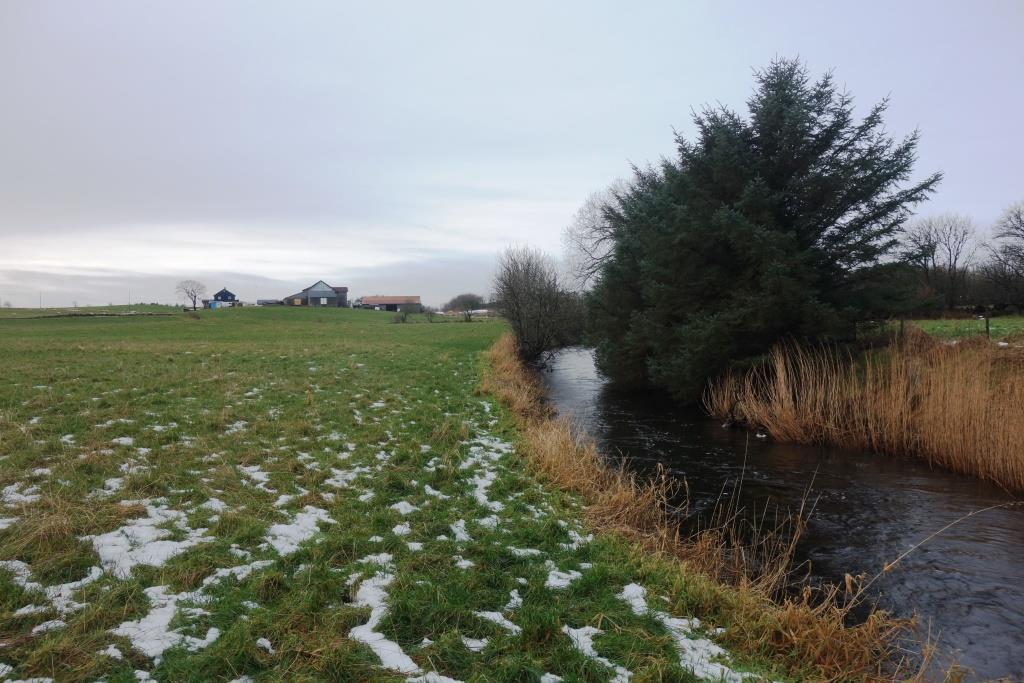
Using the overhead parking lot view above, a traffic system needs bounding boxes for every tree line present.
[494,57,1022,403]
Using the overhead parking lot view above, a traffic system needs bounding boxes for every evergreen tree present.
[586,58,941,400]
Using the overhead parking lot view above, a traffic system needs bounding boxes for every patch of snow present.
[561,625,631,682]
[392,522,411,536]
[100,644,124,659]
[461,636,488,652]
[349,573,421,674]
[2,483,41,506]
[423,485,449,499]
[505,589,523,610]
[225,420,248,435]
[82,502,214,579]
[616,583,757,682]
[256,637,274,653]
[559,529,593,551]
[111,436,135,447]
[473,611,521,634]
[31,619,66,634]
[390,501,418,515]
[476,515,499,530]
[111,585,218,663]
[544,561,582,590]
[264,506,335,555]
[450,520,471,542]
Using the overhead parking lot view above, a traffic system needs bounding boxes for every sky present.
[1,1,1022,308]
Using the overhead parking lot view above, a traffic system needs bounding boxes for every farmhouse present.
[358,295,422,313]
[283,280,349,307]
[203,288,240,309]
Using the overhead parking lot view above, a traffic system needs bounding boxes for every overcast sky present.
[1,1,1021,307]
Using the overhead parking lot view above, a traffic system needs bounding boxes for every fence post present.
[986,317,991,339]
[899,318,905,340]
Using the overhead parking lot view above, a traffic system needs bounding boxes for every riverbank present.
[1,309,801,681]
[481,334,919,681]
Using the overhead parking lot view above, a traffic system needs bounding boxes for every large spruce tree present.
[587,58,941,400]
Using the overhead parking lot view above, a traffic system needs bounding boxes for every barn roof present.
[362,295,421,305]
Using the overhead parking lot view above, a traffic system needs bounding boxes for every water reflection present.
[543,348,1024,681]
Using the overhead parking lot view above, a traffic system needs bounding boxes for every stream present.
[542,347,1024,681]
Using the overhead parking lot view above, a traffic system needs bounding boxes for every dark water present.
[543,348,1024,681]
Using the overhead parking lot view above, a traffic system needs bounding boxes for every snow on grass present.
[449,520,471,542]
[390,501,419,515]
[561,625,632,683]
[224,420,248,435]
[2,483,41,506]
[111,586,218,663]
[111,436,135,447]
[349,572,422,675]
[82,501,214,579]
[325,465,371,489]
[559,529,593,551]
[461,635,487,652]
[31,619,66,634]
[504,590,523,610]
[423,485,449,499]
[473,611,521,634]
[617,583,759,682]
[263,506,334,556]
[238,465,274,492]
[544,561,582,590]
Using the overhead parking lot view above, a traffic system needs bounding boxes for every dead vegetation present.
[481,333,918,681]
[705,329,1024,492]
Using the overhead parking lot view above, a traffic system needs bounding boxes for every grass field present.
[910,315,1024,341]
[0,308,787,682]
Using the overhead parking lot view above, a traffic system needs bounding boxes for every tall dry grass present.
[482,333,918,681]
[705,329,1024,492]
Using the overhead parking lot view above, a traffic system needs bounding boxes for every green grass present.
[0,307,786,682]
[910,315,1024,341]
[0,303,183,318]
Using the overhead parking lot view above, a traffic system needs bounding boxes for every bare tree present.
[444,293,485,322]
[494,246,582,361]
[982,202,1024,309]
[902,214,977,309]
[176,280,206,310]
[562,178,630,289]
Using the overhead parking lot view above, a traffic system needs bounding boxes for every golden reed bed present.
[705,330,1024,493]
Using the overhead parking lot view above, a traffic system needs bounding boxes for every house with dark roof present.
[203,287,240,308]
[283,280,349,307]
[357,295,421,313]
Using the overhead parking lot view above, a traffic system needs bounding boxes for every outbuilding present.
[283,281,349,307]
[358,295,422,313]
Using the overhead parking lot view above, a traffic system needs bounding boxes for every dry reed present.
[705,329,1024,492]
[481,333,916,681]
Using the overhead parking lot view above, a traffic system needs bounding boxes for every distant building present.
[358,295,422,313]
[283,281,349,307]
[203,288,241,309]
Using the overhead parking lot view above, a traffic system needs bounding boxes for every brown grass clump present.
[481,333,914,681]
[705,331,1024,492]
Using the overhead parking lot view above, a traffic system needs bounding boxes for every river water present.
[542,348,1024,681]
